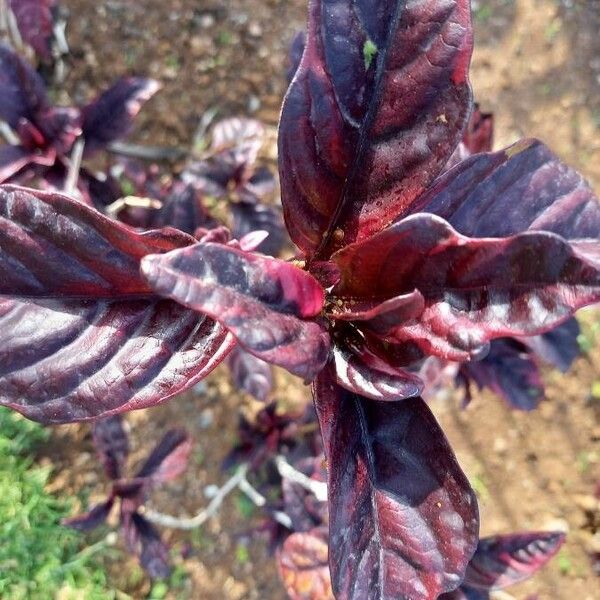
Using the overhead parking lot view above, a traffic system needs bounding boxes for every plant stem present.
[274,455,328,502]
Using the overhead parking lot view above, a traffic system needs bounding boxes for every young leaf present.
[459,340,544,411]
[231,201,287,256]
[314,369,479,600]
[464,531,565,590]
[332,213,600,360]
[131,513,172,579]
[227,347,273,401]
[0,43,48,130]
[141,242,330,380]
[8,0,56,60]
[277,527,334,600]
[63,499,115,531]
[523,317,580,372]
[81,77,160,154]
[0,186,234,423]
[279,0,473,258]
[136,428,191,484]
[92,415,129,480]
[332,340,423,401]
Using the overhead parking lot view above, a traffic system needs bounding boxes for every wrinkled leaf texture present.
[279,0,473,258]
[277,527,335,600]
[141,242,330,380]
[0,186,234,423]
[314,369,479,600]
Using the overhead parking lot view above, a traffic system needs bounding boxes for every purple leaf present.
[92,415,129,480]
[136,428,191,484]
[154,183,216,235]
[9,0,56,60]
[131,513,172,579]
[81,78,160,154]
[458,340,544,411]
[0,44,48,130]
[227,347,273,401]
[332,213,600,361]
[63,498,114,531]
[0,185,234,423]
[286,30,306,84]
[461,105,493,155]
[141,242,330,380]
[464,531,565,590]
[332,339,423,401]
[231,201,288,256]
[276,527,334,600]
[314,369,479,600]
[523,317,580,371]
[278,0,473,258]
[412,139,600,240]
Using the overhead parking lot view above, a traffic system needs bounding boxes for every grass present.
[0,407,118,599]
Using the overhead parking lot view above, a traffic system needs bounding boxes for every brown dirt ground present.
[39,0,600,598]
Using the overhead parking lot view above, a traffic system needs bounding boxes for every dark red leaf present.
[314,369,479,599]
[332,213,600,361]
[0,185,234,423]
[523,317,580,371]
[0,44,48,130]
[9,0,56,60]
[458,340,544,411]
[227,347,273,401]
[329,290,425,335]
[136,428,191,484]
[412,139,600,240]
[63,498,114,531]
[277,527,334,600]
[81,78,160,154]
[279,0,473,258]
[141,242,330,380]
[92,415,129,480]
[464,531,565,591]
[131,513,172,579]
[332,339,423,401]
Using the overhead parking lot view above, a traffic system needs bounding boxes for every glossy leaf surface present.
[464,531,565,590]
[332,341,422,401]
[412,139,600,239]
[314,370,479,599]
[279,0,473,258]
[333,213,600,360]
[0,186,234,423]
[141,242,330,380]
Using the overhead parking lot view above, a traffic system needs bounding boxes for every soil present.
[39,0,600,598]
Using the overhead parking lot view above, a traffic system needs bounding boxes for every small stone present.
[247,21,263,37]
